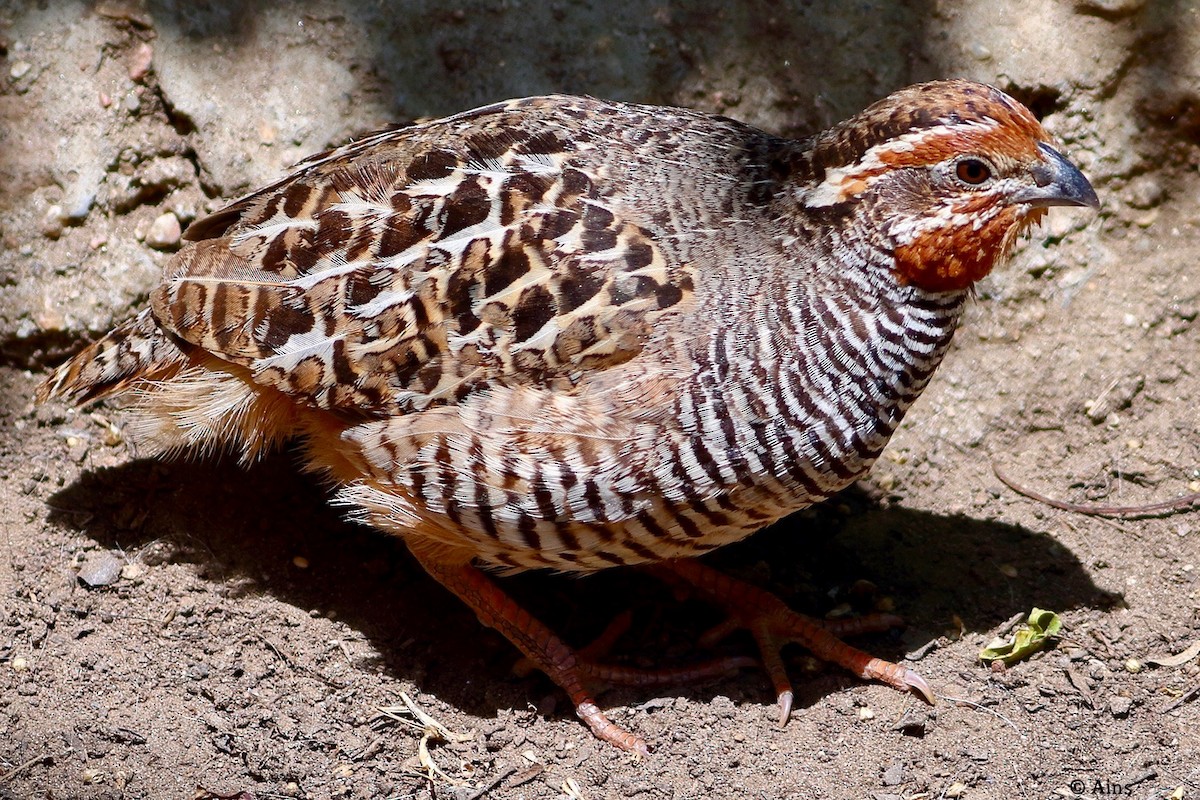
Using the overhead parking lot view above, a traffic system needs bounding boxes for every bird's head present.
[801,80,1098,292]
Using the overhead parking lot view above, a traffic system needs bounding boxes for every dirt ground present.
[2,2,1200,799]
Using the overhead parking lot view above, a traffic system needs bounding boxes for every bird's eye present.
[955,158,993,185]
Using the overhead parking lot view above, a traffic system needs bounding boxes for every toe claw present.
[662,560,938,725]
[903,667,936,705]
[776,689,794,727]
[864,658,937,704]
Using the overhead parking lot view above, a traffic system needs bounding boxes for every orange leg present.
[656,559,935,724]
[514,609,758,687]
[410,549,650,755]
[411,549,764,754]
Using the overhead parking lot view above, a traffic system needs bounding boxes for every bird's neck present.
[680,247,969,503]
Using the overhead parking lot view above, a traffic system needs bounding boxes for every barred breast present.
[329,268,965,572]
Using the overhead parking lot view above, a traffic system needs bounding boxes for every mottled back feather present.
[154,97,700,415]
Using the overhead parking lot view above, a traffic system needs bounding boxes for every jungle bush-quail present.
[39,79,1098,754]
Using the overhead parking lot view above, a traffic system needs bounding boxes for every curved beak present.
[1011,142,1099,209]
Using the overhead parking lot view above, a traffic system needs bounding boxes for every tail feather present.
[37,309,188,406]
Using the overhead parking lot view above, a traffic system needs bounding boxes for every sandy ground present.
[2,2,1199,799]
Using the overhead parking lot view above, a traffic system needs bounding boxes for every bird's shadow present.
[47,447,1121,723]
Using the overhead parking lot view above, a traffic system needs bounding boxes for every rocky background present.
[2,1,1199,798]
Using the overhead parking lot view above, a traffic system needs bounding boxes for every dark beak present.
[1011,142,1099,209]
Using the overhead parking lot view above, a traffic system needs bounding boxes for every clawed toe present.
[868,661,936,704]
[577,701,650,757]
[776,689,794,727]
[661,559,935,720]
[906,668,936,704]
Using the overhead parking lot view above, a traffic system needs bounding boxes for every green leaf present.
[979,608,1063,665]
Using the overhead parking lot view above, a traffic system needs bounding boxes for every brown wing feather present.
[152,98,695,414]
[182,122,420,243]
[36,309,188,405]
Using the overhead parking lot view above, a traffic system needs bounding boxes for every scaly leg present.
[513,609,758,687]
[656,559,935,724]
[409,548,650,755]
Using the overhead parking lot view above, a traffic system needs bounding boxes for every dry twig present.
[376,692,473,785]
[993,464,1200,518]
[0,753,53,786]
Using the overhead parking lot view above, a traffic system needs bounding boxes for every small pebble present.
[145,212,181,250]
[1134,209,1159,228]
[101,424,123,447]
[1074,0,1147,16]
[848,579,878,598]
[10,60,31,79]
[41,205,65,239]
[11,656,29,672]
[78,551,123,587]
[858,706,875,721]
[65,191,95,222]
[826,602,853,619]
[292,555,310,569]
[128,42,153,81]
[1126,175,1164,209]
[965,747,990,763]
[121,562,147,581]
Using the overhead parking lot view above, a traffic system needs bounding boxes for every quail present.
[39,79,1098,754]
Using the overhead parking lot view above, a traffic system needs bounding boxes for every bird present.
[38,79,1098,755]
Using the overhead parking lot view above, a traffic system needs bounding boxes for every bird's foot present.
[515,609,757,690]
[657,559,935,725]
[407,549,652,755]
